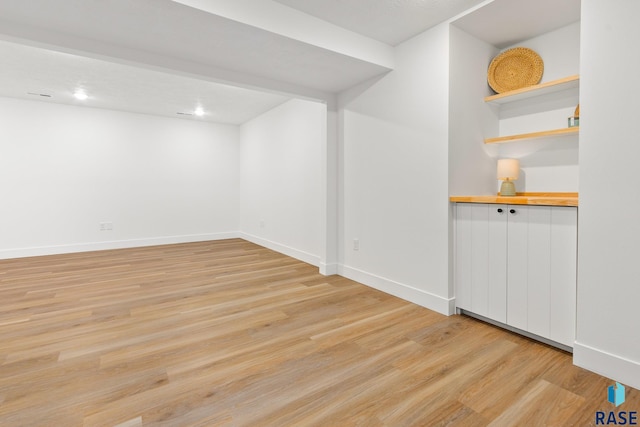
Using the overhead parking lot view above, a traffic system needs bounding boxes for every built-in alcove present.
[448,0,581,195]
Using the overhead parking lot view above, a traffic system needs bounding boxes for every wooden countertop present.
[450,192,578,207]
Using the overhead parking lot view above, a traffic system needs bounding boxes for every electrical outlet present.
[353,238,359,251]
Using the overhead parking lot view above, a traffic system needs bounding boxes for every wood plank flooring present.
[0,239,636,426]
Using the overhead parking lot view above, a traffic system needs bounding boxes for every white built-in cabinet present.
[455,203,577,348]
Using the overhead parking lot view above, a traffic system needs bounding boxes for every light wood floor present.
[0,239,636,426]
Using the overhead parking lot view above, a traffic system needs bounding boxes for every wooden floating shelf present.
[484,127,579,144]
[485,75,580,104]
[450,192,579,207]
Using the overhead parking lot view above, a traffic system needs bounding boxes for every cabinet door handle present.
[497,208,503,213]
[510,209,516,214]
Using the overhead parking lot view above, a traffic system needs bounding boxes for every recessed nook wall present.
[449,18,580,195]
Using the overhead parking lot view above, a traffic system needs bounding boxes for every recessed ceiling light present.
[74,90,88,100]
[194,107,204,117]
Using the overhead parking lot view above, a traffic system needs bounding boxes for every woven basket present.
[488,47,544,93]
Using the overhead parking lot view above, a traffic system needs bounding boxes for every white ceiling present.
[271,0,487,46]
[0,0,581,125]
[452,0,581,48]
[0,39,290,125]
[0,0,392,96]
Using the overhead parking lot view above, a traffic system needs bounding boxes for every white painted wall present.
[506,21,581,83]
[239,98,325,266]
[320,104,339,275]
[0,97,240,259]
[496,22,581,193]
[574,0,640,389]
[338,23,453,315]
[448,25,499,196]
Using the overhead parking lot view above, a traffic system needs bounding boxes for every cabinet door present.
[548,207,577,347]
[487,206,508,322]
[506,205,531,331]
[507,205,555,335]
[506,205,577,347]
[455,203,507,322]
[526,206,553,339]
[454,203,474,312]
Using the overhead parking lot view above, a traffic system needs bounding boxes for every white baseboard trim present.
[238,232,320,267]
[573,341,640,390]
[338,264,455,316]
[0,232,240,260]
[320,262,339,276]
